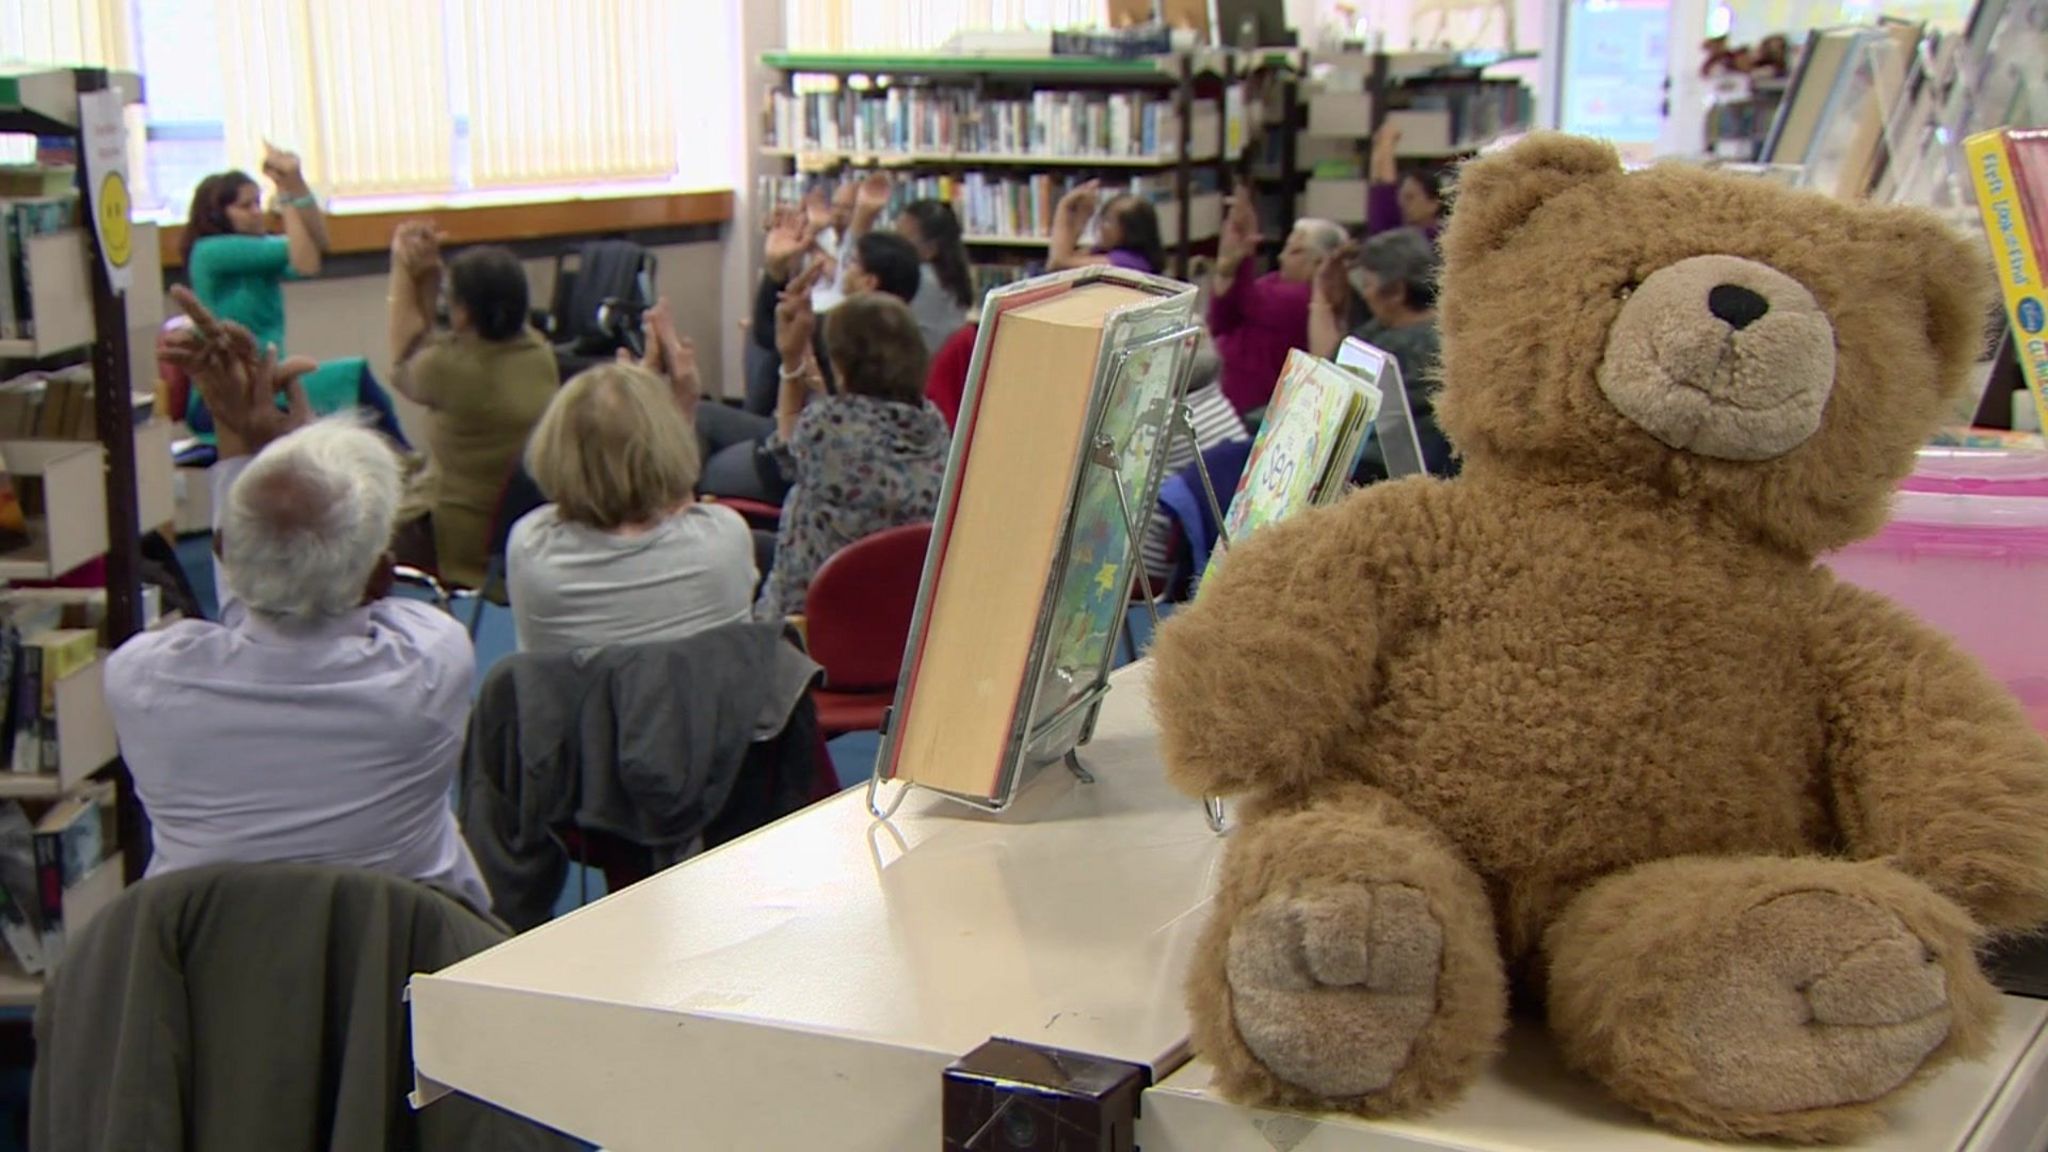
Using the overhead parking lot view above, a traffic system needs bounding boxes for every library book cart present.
[408,663,2048,1151]
[0,65,175,1014]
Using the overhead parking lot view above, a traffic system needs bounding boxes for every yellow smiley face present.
[98,172,132,268]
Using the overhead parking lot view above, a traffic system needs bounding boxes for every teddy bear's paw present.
[1681,890,1952,1116]
[1225,882,1443,1099]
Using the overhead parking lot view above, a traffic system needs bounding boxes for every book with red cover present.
[2007,130,2048,269]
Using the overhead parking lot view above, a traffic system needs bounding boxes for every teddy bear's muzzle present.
[1596,254,1838,462]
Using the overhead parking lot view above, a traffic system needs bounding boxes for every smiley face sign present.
[97,171,132,270]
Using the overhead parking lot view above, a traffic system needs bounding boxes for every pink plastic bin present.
[1825,448,2048,732]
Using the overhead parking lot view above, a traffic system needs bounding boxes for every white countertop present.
[1144,1001,2048,1152]
[411,662,1226,1150]
[413,660,2048,1151]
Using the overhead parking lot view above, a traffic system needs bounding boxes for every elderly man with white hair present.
[105,288,487,910]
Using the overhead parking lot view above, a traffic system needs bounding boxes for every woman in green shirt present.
[180,146,367,438]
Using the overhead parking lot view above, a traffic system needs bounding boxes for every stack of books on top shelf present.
[0,785,115,976]
[1966,128,2048,432]
[0,195,78,344]
[765,88,1210,161]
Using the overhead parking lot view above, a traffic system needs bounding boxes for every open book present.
[880,268,1198,807]
[1201,348,1381,592]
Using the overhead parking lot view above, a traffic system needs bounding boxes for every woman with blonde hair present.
[506,320,756,654]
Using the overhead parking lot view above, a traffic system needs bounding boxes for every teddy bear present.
[1149,132,2048,1144]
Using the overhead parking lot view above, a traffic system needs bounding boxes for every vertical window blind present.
[782,0,1106,53]
[3,0,731,212]
[459,0,681,188]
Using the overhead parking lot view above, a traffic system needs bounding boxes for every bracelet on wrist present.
[284,194,319,210]
[779,360,818,381]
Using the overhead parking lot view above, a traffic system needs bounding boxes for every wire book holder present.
[866,268,1230,829]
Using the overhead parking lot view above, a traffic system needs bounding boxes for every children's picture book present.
[1967,128,2048,433]
[881,266,1198,808]
[1202,349,1382,592]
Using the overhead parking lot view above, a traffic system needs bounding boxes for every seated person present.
[755,292,951,619]
[1366,122,1448,241]
[702,227,929,505]
[509,319,757,655]
[840,174,971,352]
[1310,228,1453,477]
[181,149,405,446]
[108,288,486,910]
[1210,194,1348,417]
[386,224,559,587]
[1048,180,1167,275]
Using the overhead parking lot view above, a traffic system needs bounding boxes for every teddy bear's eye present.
[1615,279,1640,301]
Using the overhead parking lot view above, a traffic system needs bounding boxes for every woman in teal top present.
[180,147,368,438]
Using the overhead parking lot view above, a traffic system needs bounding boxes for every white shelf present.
[963,234,1051,247]
[0,231,95,360]
[0,439,107,580]
[411,662,1216,1150]
[1145,1007,2048,1152]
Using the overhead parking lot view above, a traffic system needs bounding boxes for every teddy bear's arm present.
[1814,580,2048,932]
[1149,486,1434,803]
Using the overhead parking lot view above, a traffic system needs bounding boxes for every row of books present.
[765,88,1205,160]
[0,790,111,974]
[1967,128,2048,433]
[0,603,97,777]
[755,171,1215,243]
[1,196,78,341]
[0,370,104,440]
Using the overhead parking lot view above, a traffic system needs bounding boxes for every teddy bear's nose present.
[1708,283,1771,330]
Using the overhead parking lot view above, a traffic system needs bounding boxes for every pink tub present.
[1825,448,2048,732]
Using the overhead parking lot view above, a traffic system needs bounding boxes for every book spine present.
[1965,131,2048,432]
[31,830,62,968]
[0,878,43,975]
[0,626,17,762]
[8,645,39,775]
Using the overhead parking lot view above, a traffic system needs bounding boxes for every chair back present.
[804,522,931,692]
[555,240,655,350]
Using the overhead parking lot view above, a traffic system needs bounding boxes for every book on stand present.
[1965,128,2048,432]
[878,267,1200,808]
[1202,349,1382,593]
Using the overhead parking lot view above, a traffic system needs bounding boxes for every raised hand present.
[391,221,445,281]
[1371,122,1402,183]
[1059,179,1103,222]
[804,185,834,232]
[262,140,307,191]
[1314,241,1359,309]
[855,171,893,215]
[775,264,825,369]
[166,285,317,460]
[764,206,816,281]
[1220,194,1261,271]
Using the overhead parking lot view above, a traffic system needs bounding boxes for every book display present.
[1966,128,2048,430]
[871,267,1201,813]
[758,52,1239,279]
[0,65,159,1007]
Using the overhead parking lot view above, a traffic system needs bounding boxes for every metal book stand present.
[865,388,1234,836]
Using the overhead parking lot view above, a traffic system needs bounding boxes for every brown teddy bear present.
[1150,132,2048,1144]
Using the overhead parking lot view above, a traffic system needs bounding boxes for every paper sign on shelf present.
[78,89,133,295]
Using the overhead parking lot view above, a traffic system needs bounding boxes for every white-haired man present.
[106,288,486,910]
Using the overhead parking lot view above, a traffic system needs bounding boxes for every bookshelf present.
[1250,50,1535,236]
[758,51,1244,280]
[0,64,159,1000]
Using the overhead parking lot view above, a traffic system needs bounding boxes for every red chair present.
[803,522,931,737]
[713,495,784,531]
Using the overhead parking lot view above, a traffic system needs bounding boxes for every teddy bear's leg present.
[1192,787,1507,1117]
[1544,855,2001,1143]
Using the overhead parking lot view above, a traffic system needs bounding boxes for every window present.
[2,0,739,219]
[783,0,1106,53]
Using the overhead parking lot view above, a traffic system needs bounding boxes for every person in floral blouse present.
[756,288,951,618]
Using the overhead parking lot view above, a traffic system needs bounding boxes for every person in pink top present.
[1207,192,1348,418]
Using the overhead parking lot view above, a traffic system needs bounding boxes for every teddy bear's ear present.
[1884,210,1994,387]
[1443,133,1619,256]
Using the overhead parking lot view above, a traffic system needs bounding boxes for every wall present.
[275,237,731,446]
